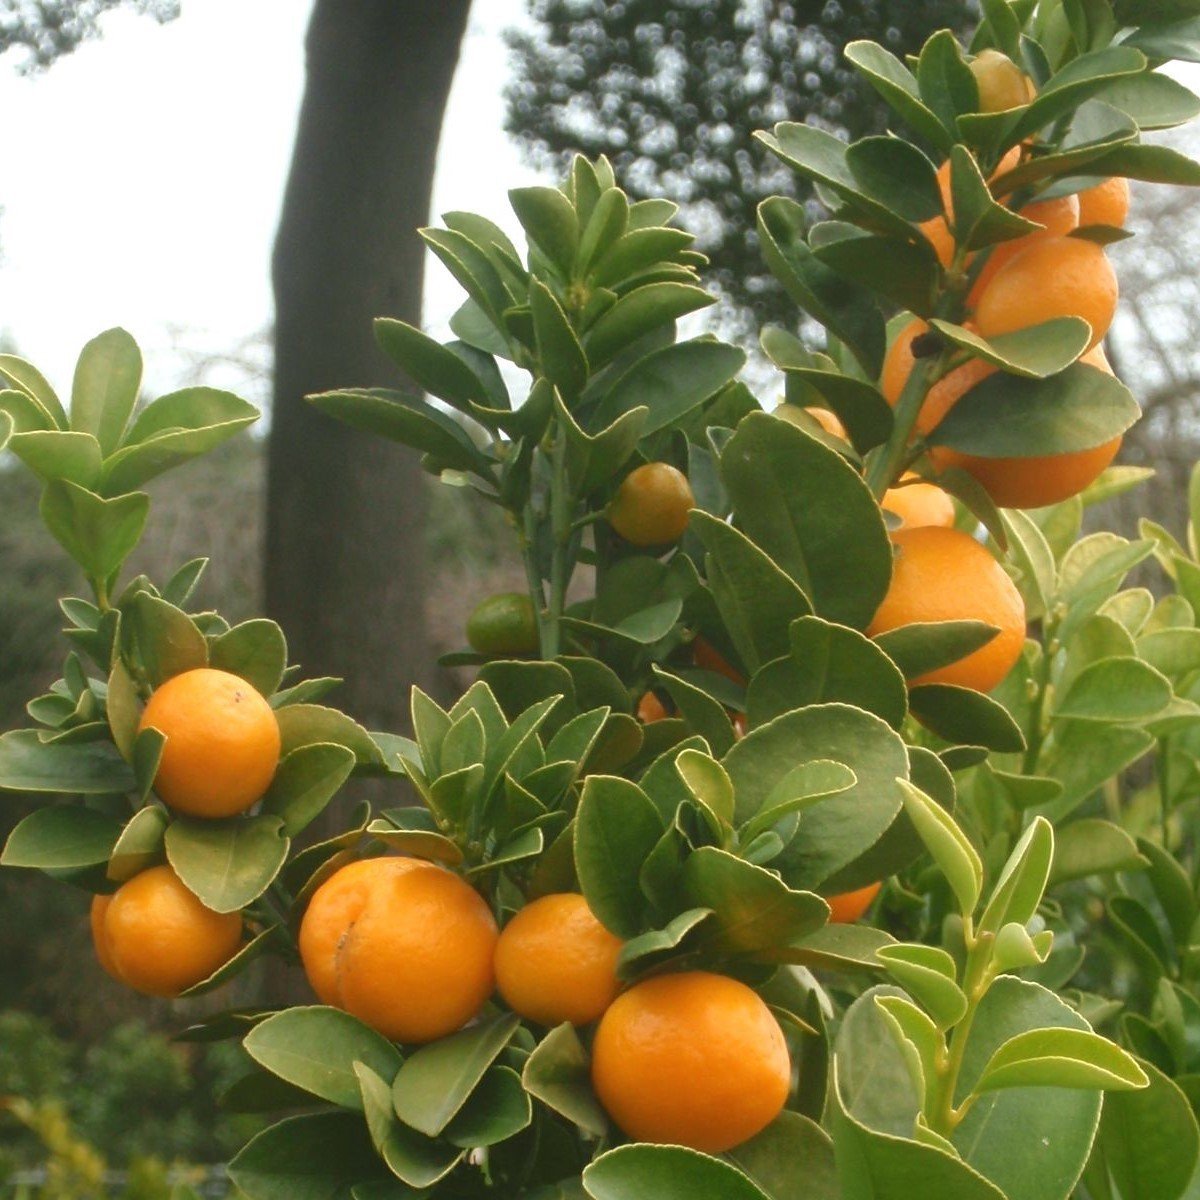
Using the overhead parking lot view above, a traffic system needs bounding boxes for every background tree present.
[506,0,975,331]
[0,0,176,67]
[267,0,472,736]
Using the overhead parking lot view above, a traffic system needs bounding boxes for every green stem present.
[519,507,551,659]
[930,922,991,1136]
[92,576,111,613]
[867,351,942,499]
[1021,616,1057,774]
[545,422,573,660]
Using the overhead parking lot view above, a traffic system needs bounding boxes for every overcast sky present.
[0,0,542,404]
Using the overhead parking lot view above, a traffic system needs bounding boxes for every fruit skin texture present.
[826,881,882,924]
[91,865,242,997]
[970,49,1036,112]
[636,691,669,723]
[867,527,1026,692]
[608,462,694,546]
[882,477,955,531]
[299,856,498,1044]
[692,636,746,685]
[466,592,540,655]
[591,971,791,1154]
[494,893,623,1026]
[138,667,280,819]
[973,235,1117,352]
[920,146,1023,267]
[773,403,847,440]
[882,322,1121,508]
[967,193,1080,306]
[1077,176,1130,229]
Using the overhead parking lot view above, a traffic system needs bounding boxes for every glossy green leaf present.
[909,684,1026,752]
[40,480,149,582]
[8,430,103,488]
[898,778,983,916]
[164,814,289,912]
[1050,818,1146,883]
[877,943,968,1029]
[929,318,1091,378]
[584,1144,770,1200]
[0,728,135,794]
[844,39,954,151]
[260,743,355,838]
[976,1027,1148,1092]
[1055,656,1172,722]
[0,354,67,427]
[210,619,289,697]
[583,283,713,369]
[70,327,142,455]
[873,620,1000,681]
[124,592,208,687]
[522,1022,608,1137]
[1,804,121,870]
[373,318,489,412]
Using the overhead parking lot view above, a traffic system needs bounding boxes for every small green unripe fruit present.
[970,49,1035,113]
[466,593,540,655]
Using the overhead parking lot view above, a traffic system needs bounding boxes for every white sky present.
[0,0,542,405]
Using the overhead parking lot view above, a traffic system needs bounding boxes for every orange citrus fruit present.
[882,322,1121,507]
[693,636,746,685]
[826,881,882,924]
[970,49,1036,112]
[1077,176,1130,228]
[495,893,622,1026]
[973,235,1117,351]
[91,866,242,997]
[920,146,1023,267]
[608,462,694,546]
[591,971,791,1153]
[466,592,540,655]
[299,856,498,1044]
[882,476,955,530]
[967,193,1080,306]
[867,527,1026,691]
[637,691,670,723]
[773,403,847,440]
[138,667,280,819]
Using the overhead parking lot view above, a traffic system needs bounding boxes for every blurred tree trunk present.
[267,0,471,734]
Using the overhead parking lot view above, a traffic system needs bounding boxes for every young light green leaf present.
[975,1027,1149,1093]
[897,778,983,917]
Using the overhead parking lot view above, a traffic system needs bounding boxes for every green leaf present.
[588,338,745,437]
[812,230,940,318]
[210,619,288,697]
[509,186,579,274]
[583,283,714,369]
[979,817,1055,935]
[577,185,631,271]
[227,1112,381,1200]
[689,510,812,673]
[926,363,1139,456]
[756,197,886,378]
[726,1111,838,1200]
[373,318,489,413]
[574,776,663,938]
[681,846,829,958]
[1087,1058,1200,1200]
[132,727,166,804]
[260,743,355,838]
[929,318,1091,379]
[442,1065,531,1148]
[355,1062,462,1189]
[897,779,983,917]
[1,805,121,870]
[721,412,892,629]
[70,327,142,455]
[101,388,260,493]
[557,392,646,496]
[1051,818,1146,883]
[276,704,384,767]
[421,227,513,326]
[0,354,68,427]
[737,759,857,846]
[874,620,1000,681]
[1065,140,1200,185]
[530,279,589,399]
[649,668,736,757]
[844,39,955,152]
[724,703,909,889]
[1013,46,1148,140]
[164,814,289,912]
[106,804,169,882]
[918,29,979,134]
[747,616,908,731]
[244,1006,402,1110]
[392,1013,520,1136]
[1055,656,1172,722]
[522,1022,609,1136]
[8,430,103,488]
[877,943,969,1029]
[845,135,942,222]
[0,728,135,794]
[40,480,149,582]
[123,592,208,687]
[584,1144,770,1200]
[1099,70,1200,130]
[976,1027,1148,1093]
[908,684,1027,752]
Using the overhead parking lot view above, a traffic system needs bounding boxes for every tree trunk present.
[267,0,472,735]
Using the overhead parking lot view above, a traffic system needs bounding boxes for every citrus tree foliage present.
[0,0,177,69]
[505,0,975,328]
[6,1,1200,1198]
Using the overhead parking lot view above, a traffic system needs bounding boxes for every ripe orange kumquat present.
[636,691,670,723]
[882,476,956,531]
[969,49,1036,112]
[773,403,848,441]
[494,893,623,1026]
[920,146,1023,267]
[91,865,242,998]
[591,971,791,1153]
[608,462,694,546]
[1077,176,1130,229]
[826,882,883,924]
[867,527,1026,692]
[138,667,280,819]
[967,192,1080,306]
[299,856,498,1044]
[973,235,1117,352]
[692,636,746,685]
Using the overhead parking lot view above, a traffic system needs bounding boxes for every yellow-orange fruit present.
[591,971,791,1153]
[867,527,1026,692]
[826,882,883,924]
[967,193,1081,307]
[495,893,623,1026]
[882,477,956,531]
[299,857,498,1044]
[609,463,694,546]
[1077,176,1130,229]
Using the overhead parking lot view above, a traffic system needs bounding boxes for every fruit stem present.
[519,507,551,657]
[1021,612,1057,774]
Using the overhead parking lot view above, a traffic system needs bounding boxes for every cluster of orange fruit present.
[299,857,790,1153]
[91,667,281,997]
